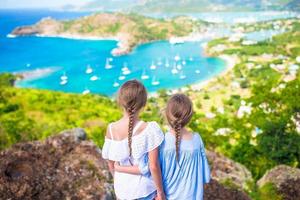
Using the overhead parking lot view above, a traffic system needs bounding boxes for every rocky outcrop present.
[257,165,300,200]
[0,128,114,200]
[204,179,251,200]
[206,150,253,189]
[257,165,300,188]
[0,128,254,200]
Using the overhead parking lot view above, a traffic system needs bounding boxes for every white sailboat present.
[105,58,113,69]
[165,59,170,68]
[177,64,182,70]
[60,79,68,85]
[26,63,31,67]
[123,69,131,75]
[151,76,160,86]
[174,54,181,62]
[121,63,131,75]
[150,61,157,70]
[141,69,149,80]
[179,71,186,80]
[60,72,68,81]
[113,80,120,87]
[195,70,201,74]
[85,65,93,74]
[82,88,90,95]
[118,74,126,81]
[90,75,99,81]
[157,59,163,66]
[171,64,179,74]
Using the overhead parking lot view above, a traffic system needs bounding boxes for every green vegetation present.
[0,77,121,149]
[27,13,202,52]
[2,17,300,200]
[201,18,300,181]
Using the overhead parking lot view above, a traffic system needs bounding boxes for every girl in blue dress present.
[114,93,210,200]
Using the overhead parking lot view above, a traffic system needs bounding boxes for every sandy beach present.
[190,54,238,91]
[14,67,60,86]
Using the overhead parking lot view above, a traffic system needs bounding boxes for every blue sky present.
[0,0,92,8]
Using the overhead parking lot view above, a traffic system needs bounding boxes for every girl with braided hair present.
[160,93,211,200]
[102,80,165,200]
[113,93,210,200]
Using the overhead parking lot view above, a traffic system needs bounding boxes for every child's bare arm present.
[114,162,142,175]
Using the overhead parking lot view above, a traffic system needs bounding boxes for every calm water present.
[0,9,226,96]
[3,10,294,96]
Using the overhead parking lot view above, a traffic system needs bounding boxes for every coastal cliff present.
[11,13,205,55]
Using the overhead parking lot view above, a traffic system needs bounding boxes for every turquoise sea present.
[0,10,296,96]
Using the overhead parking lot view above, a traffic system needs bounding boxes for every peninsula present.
[11,13,208,55]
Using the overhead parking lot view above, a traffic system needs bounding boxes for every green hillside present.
[82,0,300,12]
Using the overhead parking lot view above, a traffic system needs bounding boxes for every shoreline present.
[149,54,237,98]
[190,54,238,91]
[35,33,119,42]
[14,67,60,87]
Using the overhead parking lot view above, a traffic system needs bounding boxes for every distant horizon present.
[0,0,92,9]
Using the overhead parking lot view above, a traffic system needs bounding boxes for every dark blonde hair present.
[165,94,193,161]
[117,80,147,157]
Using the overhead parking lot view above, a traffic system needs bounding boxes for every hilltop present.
[11,13,206,55]
[81,0,300,12]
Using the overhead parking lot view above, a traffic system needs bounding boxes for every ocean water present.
[0,9,226,96]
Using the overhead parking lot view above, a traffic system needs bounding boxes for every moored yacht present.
[141,69,149,80]
[165,58,170,67]
[113,80,120,87]
[150,61,157,70]
[179,71,186,80]
[171,64,179,74]
[118,74,126,80]
[151,76,160,86]
[86,65,93,74]
[121,63,131,75]
[60,72,68,81]
[105,58,113,69]
[90,75,99,81]
[174,54,181,62]
[82,88,90,95]
[60,79,68,85]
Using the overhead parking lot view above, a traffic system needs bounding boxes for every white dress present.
[102,121,164,200]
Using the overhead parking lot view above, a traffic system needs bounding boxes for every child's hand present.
[155,192,166,200]
[114,161,120,171]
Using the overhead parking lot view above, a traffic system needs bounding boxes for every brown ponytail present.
[117,80,147,157]
[165,94,193,162]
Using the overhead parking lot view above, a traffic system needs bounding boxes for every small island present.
[11,13,210,56]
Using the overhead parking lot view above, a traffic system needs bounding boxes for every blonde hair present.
[165,94,193,161]
[117,80,147,157]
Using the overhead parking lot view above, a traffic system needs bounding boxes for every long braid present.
[165,94,194,167]
[128,106,135,158]
[174,121,181,162]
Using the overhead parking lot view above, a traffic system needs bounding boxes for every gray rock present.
[257,165,300,188]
